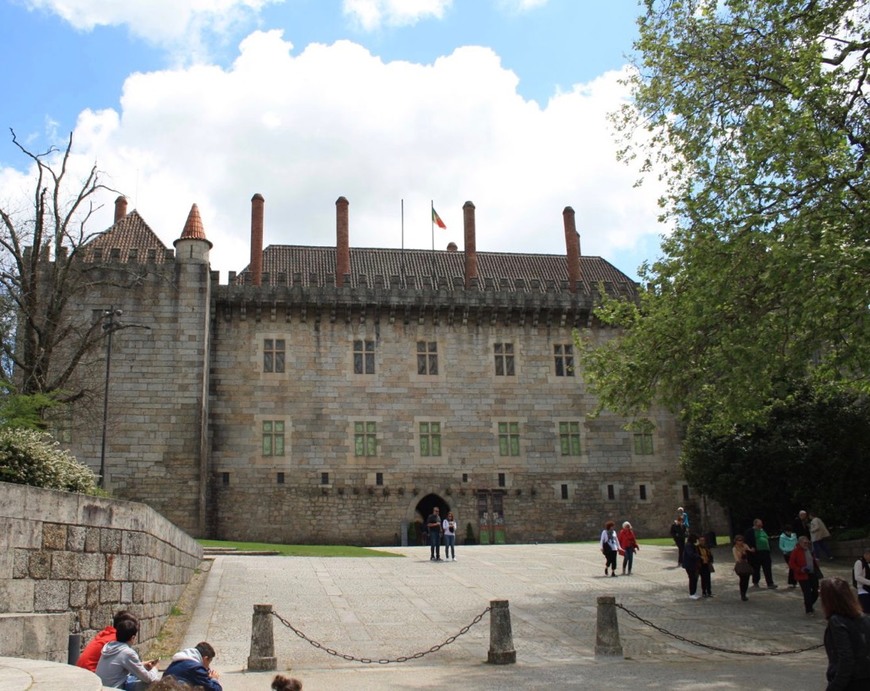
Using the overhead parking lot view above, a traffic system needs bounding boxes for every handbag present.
[734,560,752,576]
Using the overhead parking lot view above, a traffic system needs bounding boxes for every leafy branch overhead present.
[581,0,869,430]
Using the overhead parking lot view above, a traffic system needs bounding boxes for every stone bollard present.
[247,604,277,671]
[487,599,516,664]
[594,596,623,657]
[67,633,82,665]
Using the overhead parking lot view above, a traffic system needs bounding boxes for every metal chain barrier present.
[615,603,823,656]
[270,605,492,664]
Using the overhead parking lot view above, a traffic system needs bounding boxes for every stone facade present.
[0,482,202,661]
[53,196,720,544]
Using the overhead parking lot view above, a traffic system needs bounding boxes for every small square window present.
[639,484,647,500]
[222,472,230,486]
[633,431,654,455]
[376,472,383,486]
[561,484,568,500]
[682,484,690,501]
[607,484,615,500]
[277,472,285,484]
[462,473,468,483]
[321,472,329,485]
[498,472,506,487]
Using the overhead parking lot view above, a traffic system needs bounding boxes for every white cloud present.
[21,0,279,55]
[343,0,452,31]
[7,30,665,281]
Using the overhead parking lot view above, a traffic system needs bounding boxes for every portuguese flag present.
[432,206,446,229]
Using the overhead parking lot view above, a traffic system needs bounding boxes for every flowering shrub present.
[0,428,100,494]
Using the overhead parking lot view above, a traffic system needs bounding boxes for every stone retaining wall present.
[0,482,202,662]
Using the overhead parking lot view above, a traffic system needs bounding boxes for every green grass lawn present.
[197,539,402,557]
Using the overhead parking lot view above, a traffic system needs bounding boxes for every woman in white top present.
[600,520,620,577]
[442,512,458,561]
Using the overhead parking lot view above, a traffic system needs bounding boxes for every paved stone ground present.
[178,543,847,690]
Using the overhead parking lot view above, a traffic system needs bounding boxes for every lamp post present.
[99,307,122,489]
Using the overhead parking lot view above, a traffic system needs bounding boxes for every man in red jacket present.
[75,610,138,671]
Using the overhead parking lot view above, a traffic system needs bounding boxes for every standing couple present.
[426,507,458,561]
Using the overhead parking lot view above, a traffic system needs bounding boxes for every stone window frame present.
[415,340,439,376]
[632,431,655,455]
[496,420,522,458]
[602,483,620,501]
[353,420,378,457]
[262,420,285,457]
[553,343,575,377]
[493,342,516,377]
[352,338,376,375]
[418,420,442,457]
[263,337,285,374]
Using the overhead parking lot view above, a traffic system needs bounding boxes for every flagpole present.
[430,199,436,284]
[401,199,405,285]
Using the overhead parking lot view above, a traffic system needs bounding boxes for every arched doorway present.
[410,493,450,545]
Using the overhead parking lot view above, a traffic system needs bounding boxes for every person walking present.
[853,547,870,614]
[779,526,799,588]
[684,533,701,599]
[733,534,753,601]
[808,511,835,561]
[618,521,639,575]
[744,518,778,589]
[698,534,715,597]
[790,535,822,615]
[426,507,443,561]
[442,511,458,561]
[670,518,687,567]
[820,577,870,690]
[600,521,620,577]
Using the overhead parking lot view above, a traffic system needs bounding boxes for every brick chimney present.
[463,201,477,288]
[114,196,128,223]
[336,196,350,287]
[563,206,581,292]
[250,194,264,287]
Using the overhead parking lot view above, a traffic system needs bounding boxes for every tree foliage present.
[0,130,118,404]
[581,0,869,429]
[682,388,870,530]
[0,427,100,494]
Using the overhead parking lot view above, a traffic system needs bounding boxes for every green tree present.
[581,0,869,430]
[682,388,870,529]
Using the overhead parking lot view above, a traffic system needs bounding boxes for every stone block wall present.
[0,482,203,662]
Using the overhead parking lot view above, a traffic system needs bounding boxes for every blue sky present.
[0,0,665,280]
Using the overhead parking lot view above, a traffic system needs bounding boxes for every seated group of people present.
[76,610,222,690]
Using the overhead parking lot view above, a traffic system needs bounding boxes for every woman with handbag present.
[733,534,753,601]
[618,521,639,575]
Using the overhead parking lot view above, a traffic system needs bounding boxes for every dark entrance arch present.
[412,493,450,545]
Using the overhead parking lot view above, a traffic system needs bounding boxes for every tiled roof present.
[179,204,208,242]
[236,245,637,295]
[79,210,169,264]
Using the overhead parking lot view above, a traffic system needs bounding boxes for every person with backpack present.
[820,577,870,690]
[853,548,870,614]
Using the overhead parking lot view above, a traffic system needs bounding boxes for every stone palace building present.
[57,194,698,545]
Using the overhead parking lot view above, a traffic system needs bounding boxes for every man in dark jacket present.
[163,641,222,691]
